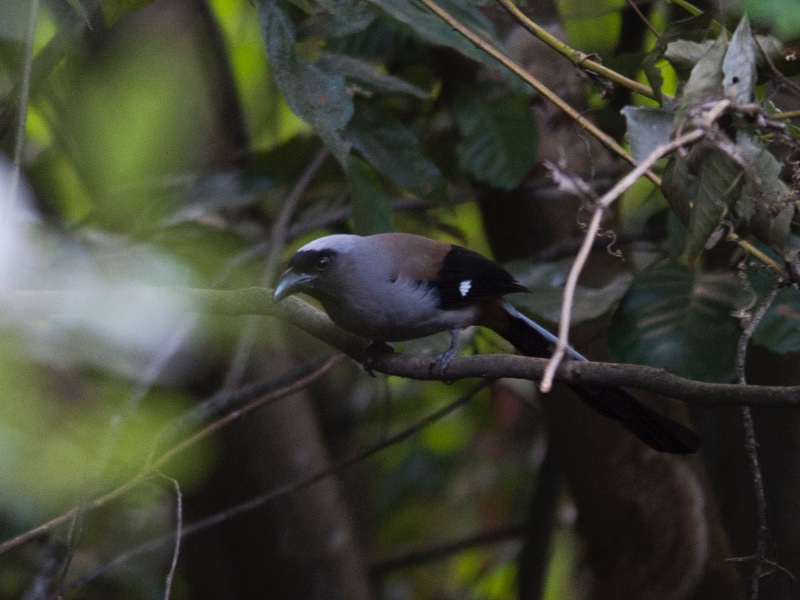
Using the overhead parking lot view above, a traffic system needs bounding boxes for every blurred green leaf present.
[642,11,716,103]
[346,99,446,202]
[101,0,155,26]
[318,53,430,98]
[257,0,354,163]
[676,33,726,120]
[368,0,530,92]
[743,0,800,39]
[347,155,393,234]
[455,91,538,189]
[610,262,740,381]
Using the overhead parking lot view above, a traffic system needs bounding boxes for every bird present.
[273,232,701,454]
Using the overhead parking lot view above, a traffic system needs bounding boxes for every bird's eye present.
[315,256,331,270]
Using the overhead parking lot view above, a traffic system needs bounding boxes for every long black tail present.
[497,301,701,454]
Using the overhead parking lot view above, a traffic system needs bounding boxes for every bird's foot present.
[429,328,460,382]
[363,341,394,376]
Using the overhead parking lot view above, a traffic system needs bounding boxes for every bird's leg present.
[430,328,460,380]
[363,340,394,376]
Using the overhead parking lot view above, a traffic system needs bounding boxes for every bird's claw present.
[363,341,394,376]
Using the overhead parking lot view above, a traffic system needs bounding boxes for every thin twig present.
[496,0,659,101]
[5,287,800,407]
[625,0,660,37]
[222,148,329,389]
[370,521,527,576]
[160,474,183,600]
[736,281,782,599]
[0,356,341,556]
[539,123,713,391]
[60,382,489,593]
[417,0,652,179]
[7,0,39,209]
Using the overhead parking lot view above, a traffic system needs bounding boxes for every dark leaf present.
[368,0,530,93]
[345,99,446,202]
[610,262,740,382]
[257,0,354,164]
[676,34,727,120]
[684,146,744,258]
[641,11,716,103]
[737,134,794,250]
[508,260,633,325]
[318,54,430,98]
[101,0,154,26]
[347,155,393,234]
[455,91,538,189]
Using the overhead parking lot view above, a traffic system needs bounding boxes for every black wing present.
[433,245,528,310]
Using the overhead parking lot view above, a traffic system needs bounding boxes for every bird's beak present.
[273,268,315,301]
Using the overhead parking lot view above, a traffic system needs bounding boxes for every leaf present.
[101,0,154,26]
[684,146,744,258]
[257,0,354,164]
[347,155,393,234]
[737,134,794,250]
[507,260,633,325]
[661,155,697,225]
[723,16,757,104]
[317,54,430,98]
[368,0,531,93]
[676,33,727,120]
[455,91,538,189]
[621,106,675,164]
[664,40,716,71]
[345,99,446,202]
[609,262,740,382]
[641,11,716,103]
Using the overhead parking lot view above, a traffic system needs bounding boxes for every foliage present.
[1,0,800,598]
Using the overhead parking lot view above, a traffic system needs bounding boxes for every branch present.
[496,0,660,101]
[60,382,488,593]
[5,286,800,407]
[0,355,341,556]
[416,0,652,179]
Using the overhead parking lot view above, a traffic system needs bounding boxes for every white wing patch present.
[459,280,472,297]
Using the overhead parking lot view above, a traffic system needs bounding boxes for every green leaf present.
[684,146,743,258]
[347,155,393,234]
[662,155,697,225]
[610,262,740,382]
[676,33,727,120]
[641,11,716,103]
[507,260,633,325]
[368,0,530,93]
[722,16,757,104]
[345,99,446,202]
[737,134,794,250]
[257,0,354,164]
[101,0,154,26]
[664,40,715,71]
[455,91,538,189]
[317,53,430,98]
[621,106,674,164]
